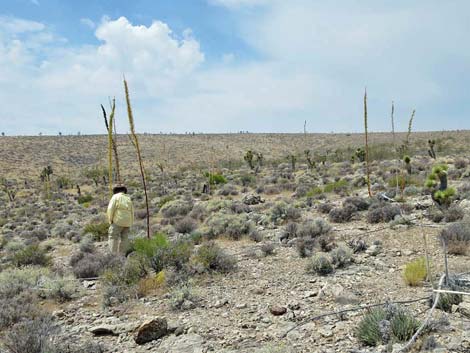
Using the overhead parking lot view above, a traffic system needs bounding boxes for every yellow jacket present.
[107,192,134,227]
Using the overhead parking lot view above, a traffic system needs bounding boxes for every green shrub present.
[356,308,387,346]
[83,222,108,241]
[306,186,323,197]
[330,245,353,268]
[403,257,427,286]
[306,253,333,276]
[169,284,198,311]
[150,239,193,273]
[356,306,420,347]
[390,309,420,341]
[133,233,169,259]
[77,194,93,204]
[160,199,193,218]
[205,172,227,185]
[193,241,236,273]
[39,275,77,303]
[157,195,174,208]
[0,267,49,297]
[324,179,349,193]
[207,213,252,240]
[12,245,51,267]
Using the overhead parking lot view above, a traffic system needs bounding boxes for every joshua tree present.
[124,78,150,239]
[305,150,316,170]
[287,154,296,172]
[403,155,412,175]
[355,148,366,162]
[40,166,53,199]
[244,150,255,169]
[426,165,455,207]
[428,139,436,159]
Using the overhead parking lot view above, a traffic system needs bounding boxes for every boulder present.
[134,317,168,345]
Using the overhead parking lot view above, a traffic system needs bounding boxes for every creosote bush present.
[403,257,427,286]
[367,203,401,223]
[330,245,353,268]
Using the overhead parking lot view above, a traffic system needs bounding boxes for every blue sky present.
[1,0,469,135]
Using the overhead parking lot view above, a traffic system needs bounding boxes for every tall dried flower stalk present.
[124,78,150,238]
[101,99,121,188]
[364,89,372,197]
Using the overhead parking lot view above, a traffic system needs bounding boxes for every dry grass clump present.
[306,253,333,276]
[403,257,427,286]
[193,241,236,273]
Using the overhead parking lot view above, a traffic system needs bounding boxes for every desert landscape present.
[1,131,470,353]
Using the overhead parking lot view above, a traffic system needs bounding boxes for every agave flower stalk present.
[124,78,150,238]
[364,89,372,197]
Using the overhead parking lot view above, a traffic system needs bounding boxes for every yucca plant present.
[124,78,150,238]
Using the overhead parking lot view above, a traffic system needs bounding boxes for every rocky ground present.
[1,133,470,353]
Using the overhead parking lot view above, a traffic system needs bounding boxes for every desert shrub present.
[298,218,331,238]
[169,284,198,311]
[306,253,333,276]
[435,291,463,312]
[206,213,252,240]
[79,235,95,253]
[39,275,77,303]
[390,310,420,341]
[318,202,333,214]
[296,238,315,258]
[160,199,193,218]
[356,308,387,346]
[218,184,238,196]
[189,204,207,221]
[455,158,468,169]
[356,306,419,346]
[12,244,51,267]
[261,242,275,256]
[0,267,48,298]
[343,196,370,211]
[1,315,58,353]
[403,257,427,286]
[347,238,368,253]
[280,222,298,241]
[0,291,41,329]
[328,205,356,223]
[175,217,197,234]
[306,186,324,197]
[367,203,401,223]
[330,245,353,268]
[205,172,227,185]
[151,239,193,273]
[133,233,168,259]
[193,241,236,273]
[249,228,263,242]
[440,223,470,255]
[77,194,93,204]
[82,222,108,241]
[269,201,301,224]
[403,185,420,196]
[427,207,444,223]
[70,252,120,279]
[443,204,464,223]
[324,179,349,193]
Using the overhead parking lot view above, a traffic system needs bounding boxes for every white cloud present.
[1,2,470,135]
[80,18,95,29]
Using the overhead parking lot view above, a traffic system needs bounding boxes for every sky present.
[0,0,469,135]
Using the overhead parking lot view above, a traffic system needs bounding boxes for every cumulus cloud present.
[80,18,95,29]
[1,2,470,135]
[0,16,205,134]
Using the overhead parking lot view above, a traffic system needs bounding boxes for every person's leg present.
[119,227,130,255]
[108,224,121,253]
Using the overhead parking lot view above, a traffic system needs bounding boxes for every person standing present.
[107,185,134,254]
